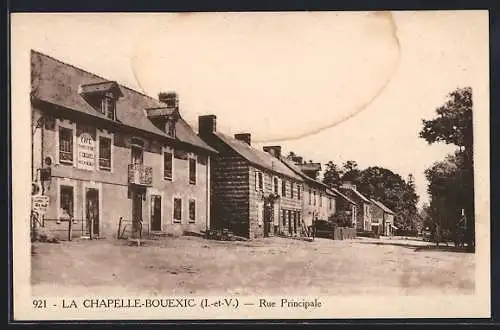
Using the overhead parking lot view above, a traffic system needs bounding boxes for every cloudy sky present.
[12,11,488,206]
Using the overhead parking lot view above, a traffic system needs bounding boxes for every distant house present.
[330,187,357,227]
[370,199,396,236]
[198,115,304,239]
[339,182,373,232]
[264,148,337,232]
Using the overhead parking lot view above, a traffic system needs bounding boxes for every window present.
[256,172,263,191]
[101,96,116,120]
[308,189,312,205]
[313,191,317,206]
[319,194,323,207]
[298,185,301,200]
[291,183,294,199]
[59,185,74,219]
[329,198,333,210]
[165,120,175,137]
[282,180,287,197]
[189,199,196,223]
[282,209,286,226]
[98,137,111,171]
[59,127,73,164]
[273,177,279,195]
[173,198,182,223]
[163,151,173,180]
[189,158,196,185]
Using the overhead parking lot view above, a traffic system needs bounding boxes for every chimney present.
[198,115,217,136]
[234,133,251,146]
[263,146,282,158]
[158,91,179,109]
[341,181,357,191]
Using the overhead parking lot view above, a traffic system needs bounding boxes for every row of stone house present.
[30,50,396,240]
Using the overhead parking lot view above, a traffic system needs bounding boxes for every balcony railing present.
[128,164,153,186]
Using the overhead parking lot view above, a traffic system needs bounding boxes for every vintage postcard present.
[11,11,490,320]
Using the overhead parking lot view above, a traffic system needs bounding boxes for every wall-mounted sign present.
[32,195,49,215]
[77,133,95,170]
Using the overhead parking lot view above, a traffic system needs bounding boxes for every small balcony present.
[128,164,153,186]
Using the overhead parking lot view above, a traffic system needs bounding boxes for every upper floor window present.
[163,150,173,180]
[255,171,263,191]
[273,177,279,195]
[313,191,317,206]
[297,185,301,200]
[80,82,122,121]
[319,194,323,207]
[189,158,196,185]
[98,137,112,171]
[282,180,287,197]
[329,198,333,210]
[59,127,73,165]
[291,182,295,199]
[308,189,312,205]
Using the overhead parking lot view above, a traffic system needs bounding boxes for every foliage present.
[419,87,474,250]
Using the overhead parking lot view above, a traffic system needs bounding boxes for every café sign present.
[78,133,95,170]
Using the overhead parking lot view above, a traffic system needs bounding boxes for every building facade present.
[370,199,395,236]
[198,115,304,239]
[31,50,215,240]
[339,182,373,232]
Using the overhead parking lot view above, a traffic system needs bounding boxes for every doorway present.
[131,146,143,165]
[85,188,100,237]
[263,202,273,237]
[150,194,162,232]
[132,188,144,238]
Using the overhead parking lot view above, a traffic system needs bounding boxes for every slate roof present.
[330,187,357,205]
[30,50,216,153]
[340,186,372,203]
[214,132,303,181]
[278,156,335,195]
[370,199,395,215]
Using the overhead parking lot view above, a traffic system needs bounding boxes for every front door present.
[150,195,162,231]
[263,202,272,237]
[85,188,99,237]
[132,189,143,238]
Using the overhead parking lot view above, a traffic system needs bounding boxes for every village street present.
[31,236,474,296]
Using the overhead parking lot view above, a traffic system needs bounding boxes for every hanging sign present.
[32,195,49,215]
[77,133,95,170]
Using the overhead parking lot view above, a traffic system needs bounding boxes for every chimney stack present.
[263,146,282,158]
[158,91,179,109]
[198,115,217,136]
[234,133,251,146]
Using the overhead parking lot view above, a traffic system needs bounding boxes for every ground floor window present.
[189,199,196,223]
[173,197,182,223]
[59,185,74,219]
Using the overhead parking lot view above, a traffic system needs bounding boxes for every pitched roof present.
[370,199,395,214]
[330,187,356,205]
[340,186,372,203]
[279,156,331,190]
[214,132,303,181]
[30,50,216,153]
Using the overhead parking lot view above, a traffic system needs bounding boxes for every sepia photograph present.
[11,10,490,320]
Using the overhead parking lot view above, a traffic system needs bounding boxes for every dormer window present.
[146,107,179,138]
[80,81,123,121]
[101,93,116,120]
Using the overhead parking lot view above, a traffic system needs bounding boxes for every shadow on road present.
[356,240,472,253]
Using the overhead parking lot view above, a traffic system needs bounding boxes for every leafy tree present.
[323,161,343,188]
[419,87,474,251]
[341,161,361,183]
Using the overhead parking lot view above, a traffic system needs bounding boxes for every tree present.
[323,161,343,188]
[341,160,361,183]
[419,87,474,251]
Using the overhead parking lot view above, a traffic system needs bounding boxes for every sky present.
[12,11,489,207]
